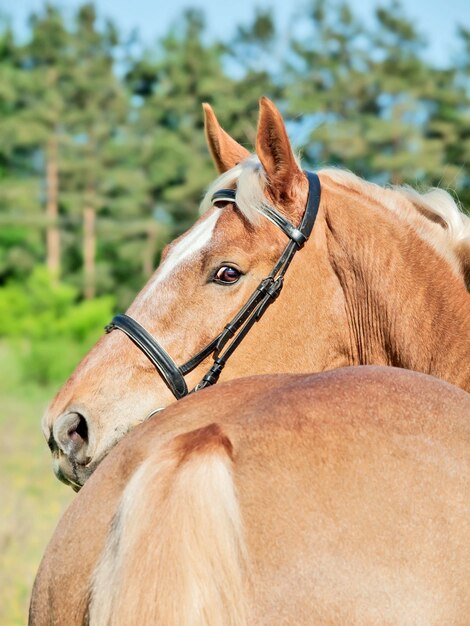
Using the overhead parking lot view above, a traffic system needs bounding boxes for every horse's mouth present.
[53,455,97,492]
[53,462,82,491]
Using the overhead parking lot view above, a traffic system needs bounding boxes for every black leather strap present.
[300,171,321,242]
[212,189,236,204]
[105,314,188,399]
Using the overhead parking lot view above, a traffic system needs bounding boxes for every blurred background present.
[0,0,469,623]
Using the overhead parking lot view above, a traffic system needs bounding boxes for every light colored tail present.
[88,423,248,626]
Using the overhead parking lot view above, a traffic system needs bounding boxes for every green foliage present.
[0,0,467,307]
[124,9,239,235]
[0,267,114,384]
[0,343,73,626]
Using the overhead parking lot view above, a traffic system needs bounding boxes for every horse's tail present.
[88,423,248,626]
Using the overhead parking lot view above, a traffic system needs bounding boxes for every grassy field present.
[0,343,73,626]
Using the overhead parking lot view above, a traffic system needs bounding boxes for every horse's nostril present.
[68,414,88,445]
[53,411,90,463]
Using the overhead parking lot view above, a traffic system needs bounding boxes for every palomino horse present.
[30,367,470,625]
[43,97,470,489]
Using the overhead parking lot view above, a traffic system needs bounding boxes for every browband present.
[211,173,320,248]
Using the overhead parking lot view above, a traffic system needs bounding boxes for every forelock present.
[200,155,268,224]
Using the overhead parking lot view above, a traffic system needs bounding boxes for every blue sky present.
[7,0,470,64]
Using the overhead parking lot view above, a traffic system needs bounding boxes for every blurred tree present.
[59,3,132,299]
[18,4,70,277]
[366,0,442,184]
[223,9,282,145]
[425,26,470,211]
[286,0,463,190]
[287,0,374,171]
[125,9,239,236]
[0,0,468,312]
[0,9,67,282]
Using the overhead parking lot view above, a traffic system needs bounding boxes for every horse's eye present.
[214,266,242,285]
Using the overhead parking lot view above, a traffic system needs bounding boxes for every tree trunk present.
[46,135,60,279]
[83,205,96,300]
[143,222,158,278]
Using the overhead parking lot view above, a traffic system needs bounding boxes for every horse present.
[42,97,470,490]
[30,366,470,625]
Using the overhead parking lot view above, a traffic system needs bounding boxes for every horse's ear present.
[256,97,302,200]
[203,103,250,174]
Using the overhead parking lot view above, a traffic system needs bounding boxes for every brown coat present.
[30,367,470,625]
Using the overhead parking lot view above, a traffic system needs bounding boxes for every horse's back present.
[30,367,470,625]
[228,368,470,624]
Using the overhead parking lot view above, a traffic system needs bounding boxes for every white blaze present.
[134,209,222,309]
[156,209,221,284]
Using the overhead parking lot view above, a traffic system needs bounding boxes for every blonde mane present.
[200,158,470,289]
[323,168,470,289]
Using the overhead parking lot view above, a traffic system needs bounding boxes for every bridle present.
[105,172,321,399]
[105,171,321,400]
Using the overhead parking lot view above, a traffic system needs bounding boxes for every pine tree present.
[0,22,42,282]
[20,4,70,278]
[125,9,237,236]
[287,0,374,172]
[365,0,439,184]
[60,3,132,300]
[222,9,281,145]
[428,26,470,211]
[0,10,68,282]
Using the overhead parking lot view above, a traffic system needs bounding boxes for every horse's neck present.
[324,192,470,392]
[371,270,470,391]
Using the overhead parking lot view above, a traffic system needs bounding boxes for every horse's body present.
[30,367,470,625]
[42,98,470,489]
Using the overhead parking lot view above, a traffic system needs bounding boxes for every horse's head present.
[43,97,470,490]
[43,98,345,489]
